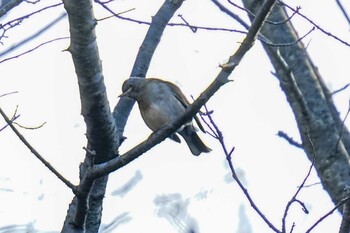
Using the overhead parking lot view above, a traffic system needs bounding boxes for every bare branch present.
[339,188,350,233]
[200,104,280,233]
[112,0,186,142]
[96,8,135,22]
[335,100,350,150]
[0,91,18,98]
[94,0,248,34]
[227,0,299,26]
[282,128,316,232]
[0,107,77,191]
[242,0,350,210]
[177,14,197,33]
[277,130,303,148]
[0,3,63,42]
[0,113,19,132]
[262,27,314,47]
[13,120,46,130]
[0,37,68,64]
[210,0,250,29]
[212,0,314,48]
[335,0,350,27]
[331,83,350,95]
[0,0,25,18]
[306,194,350,233]
[0,12,67,58]
[91,0,278,180]
[278,0,350,47]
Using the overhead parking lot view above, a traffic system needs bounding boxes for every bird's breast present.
[139,102,169,131]
[138,96,185,132]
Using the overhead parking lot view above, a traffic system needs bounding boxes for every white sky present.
[0,0,350,232]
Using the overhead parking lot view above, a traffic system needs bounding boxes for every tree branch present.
[278,0,350,47]
[306,194,350,233]
[199,105,280,233]
[277,130,303,148]
[335,0,350,28]
[62,0,184,231]
[62,0,119,230]
[282,128,315,232]
[0,37,69,64]
[0,0,25,18]
[89,0,277,182]
[242,0,350,208]
[112,0,185,146]
[0,12,66,57]
[0,107,77,191]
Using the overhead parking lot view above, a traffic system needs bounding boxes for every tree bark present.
[0,0,24,18]
[241,0,350,206]
[61,0,119,231]
[61,0,185,231]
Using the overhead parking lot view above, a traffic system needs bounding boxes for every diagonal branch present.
[200,105,280,233]
[62,0,119,230]
[62,0,185,231]
[112,0,185,143]
[89,0,277,180]
[0,11,66,57]
[281,128,316,232]
[0,107,77,191]
[0,37,69,64]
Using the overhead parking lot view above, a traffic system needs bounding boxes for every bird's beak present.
[118,87,132,98]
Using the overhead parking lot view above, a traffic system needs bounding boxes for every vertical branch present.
[200,105,280,233]
[339,189,350,233]
[89,0,278,181]
[62,0,118,231]
[63,0,185,231]
[113,0,184,139]
[242,0,350,207]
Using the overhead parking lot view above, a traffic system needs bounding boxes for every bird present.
[119,77,211,156]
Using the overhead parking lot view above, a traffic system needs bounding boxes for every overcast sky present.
[0,0,350,232]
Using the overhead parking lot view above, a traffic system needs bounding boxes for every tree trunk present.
[61,0,119,231]
[241,0,350,207]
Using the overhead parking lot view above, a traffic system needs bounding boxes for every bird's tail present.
[179,126,211,156]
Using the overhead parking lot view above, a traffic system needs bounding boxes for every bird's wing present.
[165,80,206,133]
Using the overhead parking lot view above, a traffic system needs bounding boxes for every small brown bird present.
[120,77,211,156]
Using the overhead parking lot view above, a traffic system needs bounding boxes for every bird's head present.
[119,77,146,100]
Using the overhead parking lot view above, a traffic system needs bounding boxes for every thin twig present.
[0,37,69,64]
[281,127,316,232]
[201,105,280,233]
[210,0,250,29]
[13,121,46,130]
[339,187,350,233]
[0,12,67,58]
[278,0,350,47]
[0,91,18,98]
[0,107,77,192]
[277,130,303,148]
[178,14,197,33]
[96,7,135,21]
[212,0,313,48]
[227,0,299,25]
[0,114,20,132]
[335,0,350,27]
[0,3,63,41]
[306,194,350,233]
[94,0,248,34]
[331,83,350,95]
[335,100,350,150]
